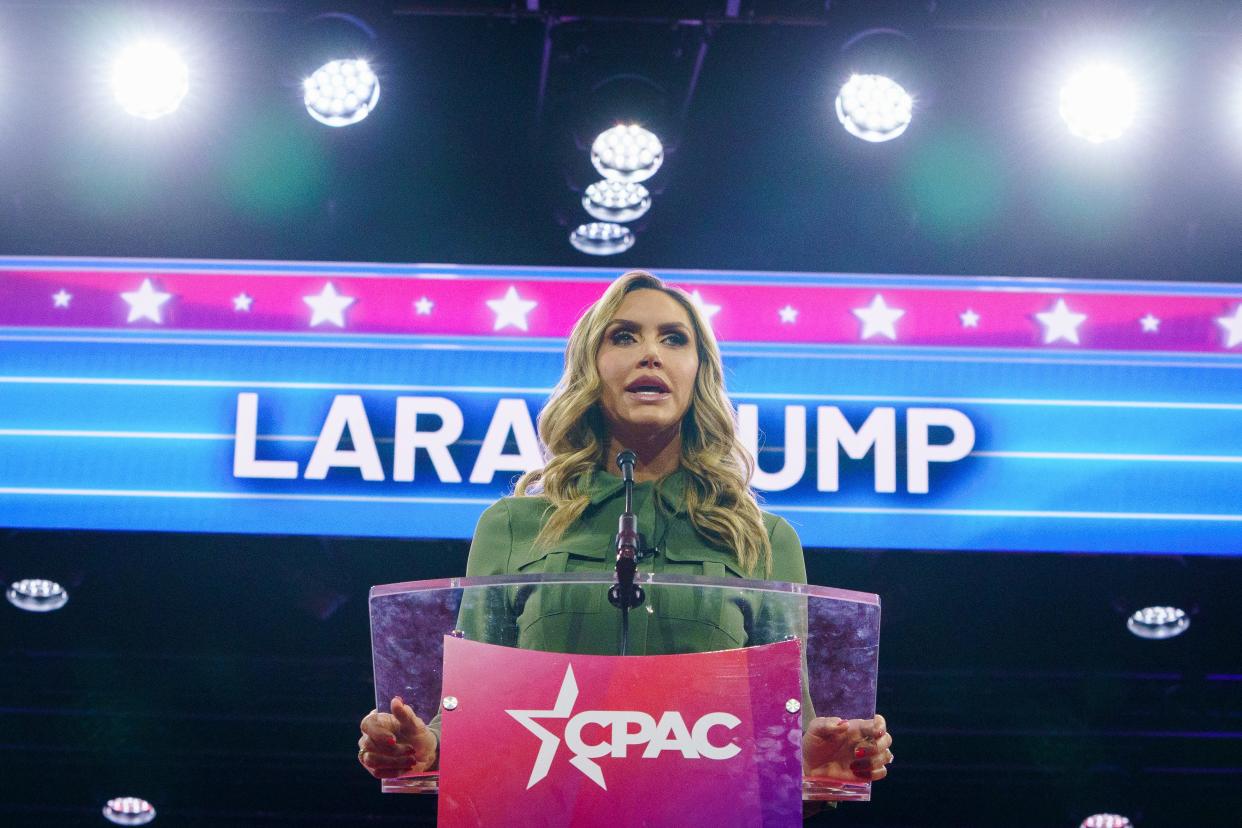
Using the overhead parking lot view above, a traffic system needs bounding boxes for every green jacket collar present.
[587,467,689,515]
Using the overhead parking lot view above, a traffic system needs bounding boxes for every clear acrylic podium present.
[369,573,880,822]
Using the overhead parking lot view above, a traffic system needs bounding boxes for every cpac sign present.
[508,665,740,791]
[233,393,974,493]
[436,637,805,826]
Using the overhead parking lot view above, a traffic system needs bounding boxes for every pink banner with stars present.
[5,259,1242,352]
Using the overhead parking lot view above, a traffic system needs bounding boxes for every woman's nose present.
[639,349,662,368]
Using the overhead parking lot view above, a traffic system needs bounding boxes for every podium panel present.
[369,573,880,809]
[438,636,803,826]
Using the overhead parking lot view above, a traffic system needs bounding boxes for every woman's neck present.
[606,428,682,483]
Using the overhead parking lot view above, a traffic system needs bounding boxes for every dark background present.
[2,1,1240,826]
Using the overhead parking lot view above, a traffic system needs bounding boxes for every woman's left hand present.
[802,713,893,782]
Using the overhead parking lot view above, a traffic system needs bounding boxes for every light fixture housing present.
[303,58,380,127]
[1080,814,1133,828]
[590,124,664,184]
[103,797,156,826]
[835,73,913,143]
[582,180,652,223]
[1126,605,1189,640]
[6,578,68,613]
[569,222,635,256]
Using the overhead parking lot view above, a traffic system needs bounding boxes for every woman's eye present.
[611,330,635,344]
[663,333,688,346]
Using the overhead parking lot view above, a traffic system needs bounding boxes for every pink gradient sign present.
[437,636,804,827]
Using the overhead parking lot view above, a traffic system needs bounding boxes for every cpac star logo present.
[506,665,742,792]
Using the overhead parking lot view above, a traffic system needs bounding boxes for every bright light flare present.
[1059,63,1137,143]
[112,41,189,119]
[303,58,380,127]
[591,124,664,183]
[835,74,913,143]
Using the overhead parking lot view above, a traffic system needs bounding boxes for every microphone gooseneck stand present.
[608,450,647,656]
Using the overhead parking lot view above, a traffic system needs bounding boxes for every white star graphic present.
[852,294,905,341]
[1139,313,1160,333]
[778,305,798,324]
[1035,298,1087,345]
[303,282,355,328]
[233,293,253,312]
[688,290,721,323]
[487,286,538,331]
[52,289,72,308]
[414,296,434,316]
[121,278,172,324]
[960,309,980,328]
[505,666,601,790]
[1218,304,1242,349]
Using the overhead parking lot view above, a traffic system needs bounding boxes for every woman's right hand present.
[358,696,438,779]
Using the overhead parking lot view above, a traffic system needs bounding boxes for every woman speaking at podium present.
[358,271,893,788]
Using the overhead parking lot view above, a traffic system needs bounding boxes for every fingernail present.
[386,736,397,747]
[394,695,404,705]
[837,720,849,727]
[854,747,866,758]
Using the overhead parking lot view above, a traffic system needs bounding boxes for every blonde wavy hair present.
[515,270,772,576]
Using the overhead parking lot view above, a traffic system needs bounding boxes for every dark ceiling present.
[2,2,1240,827]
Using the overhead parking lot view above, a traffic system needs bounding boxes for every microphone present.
[608,450,645,628]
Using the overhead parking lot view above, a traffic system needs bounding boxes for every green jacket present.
[427,468,816,743]
[459,467,808,657]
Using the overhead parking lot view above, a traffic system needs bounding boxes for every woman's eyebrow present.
[607,319,689,330]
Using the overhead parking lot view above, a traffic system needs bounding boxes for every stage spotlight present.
[835,74,913,143]
[6,578,68,613]
[303,58,380,127]
[591,124,664,183]
[569,222,635,255]
[1059,63,1137,143]
[103,797,156,826]
[582,180,651,223]
[1125,605,1189,640]
[112,41,188,119]
[1080,814,1133,828]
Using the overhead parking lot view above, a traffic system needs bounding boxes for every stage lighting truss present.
[582,180,652,223]
[835,73,913,143]
[591,124,664,183]
[1125,605,1189,640]
[303,58,380,127]
[1059,63,1137,143]
[6,578,68,613]
[570,222,635,255]
[112,41,189,120]
[103,797,156,826]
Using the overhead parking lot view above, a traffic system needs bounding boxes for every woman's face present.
[596,289,700,440]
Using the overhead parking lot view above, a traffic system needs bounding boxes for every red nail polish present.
[854,747,866,758]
